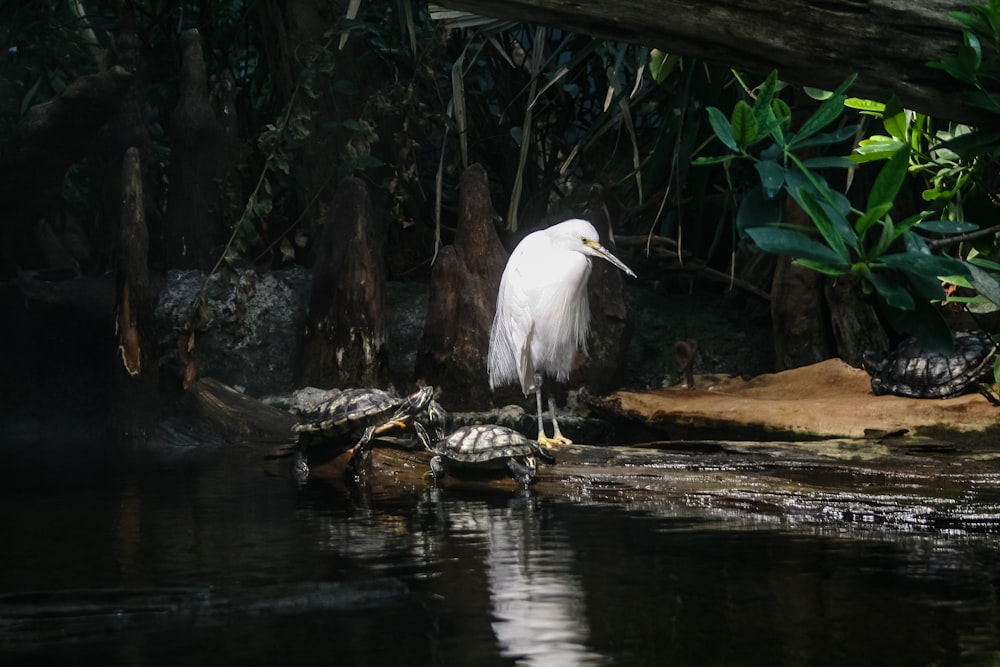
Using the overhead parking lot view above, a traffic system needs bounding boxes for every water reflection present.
[2,441,1000,665]
[454,495,607,666]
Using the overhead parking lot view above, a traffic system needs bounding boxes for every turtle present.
[292,386,448,470]
[416,423,555,487]
[861,330,999,403]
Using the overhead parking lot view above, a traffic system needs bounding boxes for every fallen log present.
[179,376,1000,532]
[435,0,985,124]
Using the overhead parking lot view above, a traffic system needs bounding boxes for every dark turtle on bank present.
[292,387,448,474]
[862,330,998,402]
[417,423,555,487]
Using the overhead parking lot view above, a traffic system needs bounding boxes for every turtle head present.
[861,349,892,395]
[407,386,435,410]
[861,350,885,377]
[424,400,450,440]
[413,421,435,451]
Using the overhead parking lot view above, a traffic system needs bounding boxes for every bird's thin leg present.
[534,372,570,449]
[548,396,573,445]
[534,372,548,441]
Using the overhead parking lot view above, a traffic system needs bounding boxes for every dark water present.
[2,437,1000,667]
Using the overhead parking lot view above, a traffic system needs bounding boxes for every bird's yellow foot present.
[538,435,572,450]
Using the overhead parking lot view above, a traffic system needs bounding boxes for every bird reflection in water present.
[470,498,609,666]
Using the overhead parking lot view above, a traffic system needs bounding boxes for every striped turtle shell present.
[433,424,544,463]
[293,388,409,437]
[862,330,996,399]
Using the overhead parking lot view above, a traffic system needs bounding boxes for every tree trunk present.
[297,177,387,388]
[416,163,509,409]
[0,66,133,277]
[96,0,160,274]
[109,147,159,440]
[435,0,983,124]
[581,185,632,395]
[771,256,833,371]
[824,276,891,367]
[161,30,235,270]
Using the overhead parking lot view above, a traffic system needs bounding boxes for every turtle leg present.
[348,424,379,475]
[429,455,446,483]
[977,384,1000,406]
[507,456,537,487]
[349,419,410,469]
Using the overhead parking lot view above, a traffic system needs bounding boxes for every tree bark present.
[416,163,509,409]
[297,177,387,388]
[96,0,159,274]
[581,185,632,395]
[824,275,891,367]
[109,147,159,440]
[161,30,236,270]
[435,0,981,124]
[0,66,133,276]
[771,256,833,370]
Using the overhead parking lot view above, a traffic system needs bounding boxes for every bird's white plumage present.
[487,218,635,445]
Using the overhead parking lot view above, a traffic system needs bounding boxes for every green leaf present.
[691,155,738,166]
[969,256,1000,272]
[789,74,856,146]
[754,160,785,198]
[866,272,915,310]
[803,86,834,101]
[917,220,979,234]
[800,156,856,169]
[844,97,885,114]
[866,145,910,211]
[967,263,1000,308]
[752,70,779,130]
[875,251,970,279]
[851,136,906,163]
[745,226,849,268]
[706,106,737,151]
[855,202,893,238]
[882,299,953,347]
[731,100,759,148]
[935,129,1000,158]
[870,217,897,259]
[963,31,983,72]
[894,215,923,238]
[789,125,859,150]
[736,184,783,235]
[649,49,677,83]
[881,97,907,142]
[794,187,851,262]
[784,169,849,216]
[772,98,792,135]
[793,258,851,276]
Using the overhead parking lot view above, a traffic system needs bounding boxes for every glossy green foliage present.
[695,70,977,345]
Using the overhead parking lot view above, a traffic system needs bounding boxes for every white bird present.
[488,218,636,447]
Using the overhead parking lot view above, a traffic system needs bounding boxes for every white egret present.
[487,218,636,447]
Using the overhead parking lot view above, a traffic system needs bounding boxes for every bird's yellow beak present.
[583,239,637,278]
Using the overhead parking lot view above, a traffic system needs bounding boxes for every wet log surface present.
[184,374,1000,532]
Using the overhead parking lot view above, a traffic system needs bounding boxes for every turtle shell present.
[435,424,544,464]
[292,388,404,436]
[862,330,996,398]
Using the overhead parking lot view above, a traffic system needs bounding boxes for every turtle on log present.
[292,386,447,477]
[862,330,999,404]
[417,423,555,487]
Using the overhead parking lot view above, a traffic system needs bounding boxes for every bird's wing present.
[488,242,539,394]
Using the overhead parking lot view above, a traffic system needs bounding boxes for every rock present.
[155,266,310,396]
